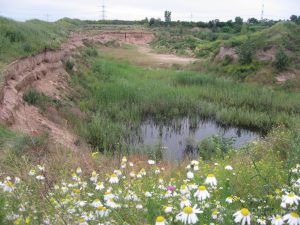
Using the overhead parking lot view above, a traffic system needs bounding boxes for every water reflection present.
[133,118,259,161]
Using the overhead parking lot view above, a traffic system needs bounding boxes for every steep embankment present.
[0,31,155,149]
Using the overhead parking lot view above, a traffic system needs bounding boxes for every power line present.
[261,0,265,20]
[45,13,50,22]
[101,0,106,20]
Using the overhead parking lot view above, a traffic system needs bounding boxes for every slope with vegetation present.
[151,19,300,89]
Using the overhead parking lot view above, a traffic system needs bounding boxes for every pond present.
[133,118,260,161]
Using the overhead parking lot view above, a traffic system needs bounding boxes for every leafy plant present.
[237,37,254,64]
[274,48,289,71]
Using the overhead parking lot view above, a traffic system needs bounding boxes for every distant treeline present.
[85,14,300,29]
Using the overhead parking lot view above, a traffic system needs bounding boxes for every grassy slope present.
[0,17,83,63]
[152,22,300,87]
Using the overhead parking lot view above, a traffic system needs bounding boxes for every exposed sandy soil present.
[276,70,297,83]
[0,31,155,150]
[137,45,197,66]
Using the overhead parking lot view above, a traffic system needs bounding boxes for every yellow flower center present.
[181,185,187,189]
[183,206,193,214]
[275,215,281,220]
[104,191,111,195]
[156,216,166,222]
[97,206,106,211]
[212,211,218,215]
[288,193,295,197]
[207,173,215,177]
[7,181,14,187]
[111,174,117,177]
[240,208,250,216]
[198,185,206,191]
[291,212,299,218]
[72,189,80,193]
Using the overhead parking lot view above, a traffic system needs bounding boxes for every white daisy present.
[176,205,202,224]
[91,199,102,208]
[283,212,300,225]
[96,206,109,218]
[282,193,300,206]
[194,186,210,201]
[156,216,168,225]
[95,182,104,190]
[271,215,284,225]
[180,198,191,208]
[233,208,251,225]
[187,171,194,179]
[225,165,233,170]
[109,174,119,184]
[205,174,217,186]
[226,196,233,203]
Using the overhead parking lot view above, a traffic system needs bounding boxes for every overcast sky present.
[0,0,299,22]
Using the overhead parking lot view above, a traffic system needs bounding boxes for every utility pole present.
[46,13,50,22]
[260,0,264,20]
[190,13,193,22]
[101,0,106,20]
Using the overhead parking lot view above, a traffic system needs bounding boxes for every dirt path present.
[0,31,155,150]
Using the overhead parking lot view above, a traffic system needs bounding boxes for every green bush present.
[274,48,289,71]
[237,38,254,64]
[23,88,58,110]
[198,135,235,160]
[23,88,41,105]
[65,59,74,72]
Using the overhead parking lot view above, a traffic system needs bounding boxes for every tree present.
[164,11,172,24]
[290,15,298,23]
[248,17,259,24]
[234,16,243,33]
[237,37,254,64]
[149,18,155,26]
[274,48,289,71]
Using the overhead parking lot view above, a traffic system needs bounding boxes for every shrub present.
[198,135,235,160]
[23,88,41,105]
[65,59,74,72]
[5,30,24,43]
[274,48,289,71]
[84,47,98,57]
[23,88,57,110]
[237,38,254,64]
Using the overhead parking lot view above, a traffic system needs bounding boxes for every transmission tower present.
[261,1,264,20]
[101,0,106,20]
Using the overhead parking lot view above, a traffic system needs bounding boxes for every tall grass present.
[0,17,82,63]
[68,49,300,151]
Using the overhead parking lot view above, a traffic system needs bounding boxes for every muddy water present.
[134,118,259,161]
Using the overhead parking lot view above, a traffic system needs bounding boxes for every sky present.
[0,0,299,22]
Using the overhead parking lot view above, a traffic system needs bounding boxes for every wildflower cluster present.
[0,160,299,224]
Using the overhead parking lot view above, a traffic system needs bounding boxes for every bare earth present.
[137,45,196,66]
[0,31,196,150]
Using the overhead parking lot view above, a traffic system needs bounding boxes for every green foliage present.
[83,47,98,57]
[65,59,74,72]
[198,135,235,160]
[237,37,254,64]
[11,133,48,156]
[274,48,289,71]
[23,88,59,110]
[164,11,172,24]
[0,17,82,63]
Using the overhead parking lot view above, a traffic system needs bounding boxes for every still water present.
[134,118,259,161]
